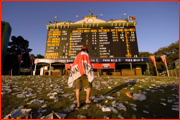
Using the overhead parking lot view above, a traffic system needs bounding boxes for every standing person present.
[68,46,94,109]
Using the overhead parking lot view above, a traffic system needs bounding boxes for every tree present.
[139,40,179,76]
[36,54,44,58]
[30,54,44,58]
[154,40,179,70]
[4,36,32,74]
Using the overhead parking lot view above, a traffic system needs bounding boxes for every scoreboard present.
[45,26,139,59]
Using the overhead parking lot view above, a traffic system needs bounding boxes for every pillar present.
[97,69,99,77]
[146,62,150,74]
[130,63,133,75]
[33,64,37,76]
[49,63,51,76]
[114,63,116,75]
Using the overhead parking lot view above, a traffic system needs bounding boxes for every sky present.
[1,1,179,56]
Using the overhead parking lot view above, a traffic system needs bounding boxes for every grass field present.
[1,75,179,119]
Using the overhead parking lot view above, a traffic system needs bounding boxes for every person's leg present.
[81,75,92,103]
[85,87,91,103]
[75,78,82,107]
[76,89,80,107]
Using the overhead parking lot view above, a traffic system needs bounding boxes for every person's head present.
[81,46,89,53]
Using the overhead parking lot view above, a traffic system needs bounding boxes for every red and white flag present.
[17,55,22,66]
[29,56,34,67]
[160,55,168,67]
[68,51,94,87]
[150,56,157,68]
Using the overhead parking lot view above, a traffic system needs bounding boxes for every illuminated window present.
[111,29,115,32]
[84,30,90,32]
[102,29,110,32]
[48,31,53,36]
[62,30,67,35]
[99,29,103,32]
[62,38,67,40]
[91,29,97,32]
[53,31,61,36]
[118,29,123,32]
[52,38,60,41]
[100,56,108,58]
[129,28,135,31]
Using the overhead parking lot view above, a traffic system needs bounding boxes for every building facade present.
[1,21,12,69]
[34,14,149,76]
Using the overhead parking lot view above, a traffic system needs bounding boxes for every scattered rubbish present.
[70,104,76,111]
[104,116,109,119]
[172,105,179,111]
[17,94,25,98]
[64,108,71,113]
[126,92,133,98]
[130,103,137,107]
[168,99,173,103]
[132,107,137,111]
[106,96,114,100]
[117,92,120,96]
[18,105,24,109]
[160,103,166,106]
[116,103,126,111]
[105,100,108,103]
[102,107,111,112]
[110,107,118,113]
[1,75,179,119]
[111,101,116,105]
[130,87,134,90]
[124,101,128,104]
[27,99,44,105]
[77,115,86,119]
[42,104,47,108]
[118,115,124,119]
[8,109,32,119]
[143,110,149,113]
[41,109,47,113]
[82,105,90,109]
[133,93,146,101]
[172,107,179,111]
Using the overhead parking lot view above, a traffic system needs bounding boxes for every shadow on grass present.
[103,79,137,96]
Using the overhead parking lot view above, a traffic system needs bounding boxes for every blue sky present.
[1,1,179,56]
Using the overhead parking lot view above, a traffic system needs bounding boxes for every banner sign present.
[160,55,168,67]
[17,55,22,65]
[20,68,30,72]
[66,63,115,69]
[150,56,157,68]
[35,58,149,64]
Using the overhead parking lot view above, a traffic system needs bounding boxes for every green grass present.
[1,75,179,119]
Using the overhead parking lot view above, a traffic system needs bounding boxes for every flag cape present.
[68,51,94,87]
[150,56,157,68]
[160,55,168,67]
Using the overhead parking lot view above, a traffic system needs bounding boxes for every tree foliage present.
[4,36,32,74]
[30,54,44,58]
[154,40,179,70]
[139,40,179,76]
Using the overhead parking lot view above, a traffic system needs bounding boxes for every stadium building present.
[34,12,149,76]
